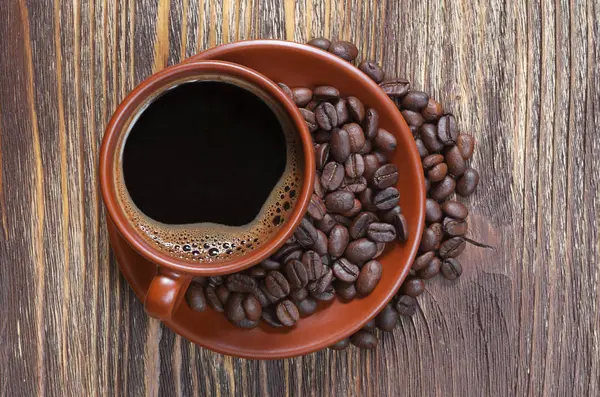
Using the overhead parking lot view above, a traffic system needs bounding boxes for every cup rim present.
[99,60,315,275]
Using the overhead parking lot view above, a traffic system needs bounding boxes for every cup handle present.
[144,269,192,320]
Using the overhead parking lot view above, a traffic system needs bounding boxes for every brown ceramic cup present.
[99,60,315,321]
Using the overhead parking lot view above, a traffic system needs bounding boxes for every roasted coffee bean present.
[345,238,378,263]
[427,162,448,182]
[341,199,362,218]
[415,139,429,158]
[395,295,417,316]
[456,133,475,160]
[313,285,336,302]
[357,260,382,296]
[443,217,468,237]
[367,222,396,242]
[329,338,351,350]
[441,200,468,219]
[307,193,327,220]
[439,237,466,258]
[425,198,443,223]
[333,257,360,283]
[374,242,386,258]
[330,128,351,163]
[363,319,376,332]
[259,283,280,304]
[315,143,330,170]
[437,114,459,146]
[335,280,357,301]
[401,110,424,128]
[363,108,379,140]
[379,205,401,223]
[321,161,345,192]
[284,259,309,291]
[425,178,431,192]
[334,98,350,125]
[412,251,436,271]
[351,330,378,349]
[429,176,456,202]
[259,257,281,271]
[420,123,444,152]
[421,98,444,121]
[445,145,466,177]
[345,153,365,178]
[325,191,355,213]
[359,60,384,83]
[226,293,261,326]
[340,176,367,193]
[315,102,338,130]
[328,224,350,259]
[186,283,206,312]
[314,175,325,198]
[419,225,441,252]
[208,276,224,286]
[372,150,388,163]
[400,276,425,297]
[456,168,479,196]
[302,251,325,280]
[292,87,312,107]
[376,304,399,332]
[362,154,380,180]
[283,248,304,263]
[308,268,334,295]
[401,90,429,111]
[307,37,331,50]
[305,99,321,111]
[277,82,294,102]
[294,218,318,248]
[418,256,441,279]
[379,78,410,98]
[226,274,257,293]
[314,129,331,143]
[441,258,463,280]
[299,108,317,132]
[333,214,353,228]
[358,140,372,154]
[243,295,262,321]
[392,213,408,243]
[313,85,340,100]
[265,270,291,299]
[315,213,337,235]
[328,40,358,61]
[249,266,267,278]
[373,187,400,210]
[313,230,329,256]
[422,154,444,171]
[276,299,300,326]
[343,123,366,153]
[347,96,365,122]
[217,285,231,305]
[291,287,308,302]
[251,286,270,308]
[372,163,399,189]
[358,188,378,211]
[296,298,318,317]
[261,307,284,327]
[373,128,397,152]
[409,125,419,138]
[349,211,378,239]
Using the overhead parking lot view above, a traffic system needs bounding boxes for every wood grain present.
[1,0,599,395]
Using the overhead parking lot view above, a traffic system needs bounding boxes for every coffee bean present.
[315,102,338,130]
[379,78,410,98]
[330,128,351,163]
[208,276,224,287]
[307,37,331,50]
[308,268,334,295]
[325,191,355,213]
[340,175,367,193]
[328,40,358,61]
[358,188,378,211]
[363,154,380,180]
[395,295,417,316]
[441,200,468,219]
[412,251,435,271]
[226,274,257,293]
[186,283,206,312]
[376,304,399,332]
[260,258,281,271]
[445,145,467,177]
[357,259,382,296]
[329,338,351,351]
[265,270,291,299]
[313,230,329,256]
[345,238,378,263]
[334,98,350,125]
[379,205,401,223]
[358,60,384,83]
[439,237,466,258]
[259,283,280,304]
[276,299,300,327]
[421,98,444,122]
[306,194,326,221]
[400,276,425,297]
[351,330,378,349]
[284,259,309,290]
[335,280,357,301]
[367,222,396,242]
[349,211,378,239]
[415,139,429,158]
[400,90,429,111]
[420,123,444,152]
[425,198,443,223]
[314,175,325,198]
[437,114,458,146]
[296,298,318,317]
[333,257,360,283]
[305,99,321,111]
[315,143,330,171]
[372,163,399,189]
[392,213,408,242]
[226,293,261,328]
[294,218,318,248]
[321,161,345,192]
[243,294,262,321]
[427,162,448,182]
[313,85,340,100]
[314,129,331,143]
[277,82,294,102]
[292,87,313,107]
[441,258,463,279]
[315,213,337,235]
[372,150,388,163]
[425,178,431,192]
[343,123,366,153]
[347,96,365,123]
[443,217,468,237]
[282,249,302,266]
[341,199,362,218]
[302,250,325,280]
[373,128,397,152]
[363,319,376,332]
[362,108,379,140]
[429,176,456,202]
[333,214,353,228]
[456,168,479,196]
[422,153,444,170]
[249,266,267,278]
[401,110,424,128]
[344,153,365,178]
[328,224,350,259]
[374,242,386,258]
[409,125,419,138]
[291,287,308,301]
[251,286,270,308]
[313,285,336,302]
[418,256,441,279]
[299,108,317,132]
[373,187,400,210]
[217,285,231,305]
[456,133,475,160]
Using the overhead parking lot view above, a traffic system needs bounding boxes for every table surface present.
[1,0,599,396]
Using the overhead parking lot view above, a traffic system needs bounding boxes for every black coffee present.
[123,81,286,226]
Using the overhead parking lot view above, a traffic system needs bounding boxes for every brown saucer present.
[108,40,425,359]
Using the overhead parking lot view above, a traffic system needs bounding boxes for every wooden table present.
[1,1,599,395]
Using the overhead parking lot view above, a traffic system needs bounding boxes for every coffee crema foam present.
[115,77,304,263]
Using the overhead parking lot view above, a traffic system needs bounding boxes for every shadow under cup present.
[100,61,315,320]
